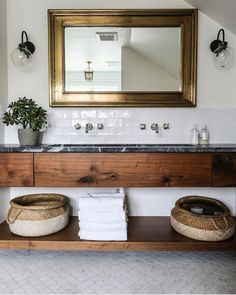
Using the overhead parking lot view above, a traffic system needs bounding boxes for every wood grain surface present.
[34,153,212,187]
[0,153,33,187]
[212,153,236,187]
[0,217,235,251]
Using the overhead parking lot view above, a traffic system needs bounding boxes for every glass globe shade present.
[213,47,233,69]
[11,47,32,67]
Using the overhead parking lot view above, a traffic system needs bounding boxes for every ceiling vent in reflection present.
[96,32,118,41]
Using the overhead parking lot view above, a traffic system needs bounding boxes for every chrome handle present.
[74,123,81,130]
[139,124,146,130]
[97,123,104,130]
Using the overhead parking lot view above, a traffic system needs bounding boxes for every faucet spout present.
[85,123,93,134]
[151,123,159,134]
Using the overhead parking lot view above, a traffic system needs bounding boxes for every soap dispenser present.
[190,124,199,145]
[199,124,209,145]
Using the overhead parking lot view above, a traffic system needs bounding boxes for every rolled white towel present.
[79,229,127,241]
[79,221,127,232]
[79,193,125,212]
[78,210,128,223]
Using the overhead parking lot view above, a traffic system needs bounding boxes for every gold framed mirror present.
[48,9,197,107]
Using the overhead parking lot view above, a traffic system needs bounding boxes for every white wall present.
[197,12,236,108]
[0,0,8,144]
[10,187,236,216]
[0,0,10,221]
[3,0,236,217]
[121,47,179,91]
[186,0,236,36]
[0,188,11,222]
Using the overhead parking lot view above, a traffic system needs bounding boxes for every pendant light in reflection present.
[84,61,94,81]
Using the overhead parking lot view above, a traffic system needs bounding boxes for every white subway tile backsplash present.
[80,110,97,119]
[113,110,132,118]
[97,110,114,119]
[55,119,72,128]
[105,119,120,128]
[71,111,81,119]
[4,108,236,144]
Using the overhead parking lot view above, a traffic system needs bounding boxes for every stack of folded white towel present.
[78,191,127,241]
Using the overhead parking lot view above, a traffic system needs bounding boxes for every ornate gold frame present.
[48,9,198,107]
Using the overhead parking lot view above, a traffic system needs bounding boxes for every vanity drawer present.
[0,153,34,187]
[212,153,236,187]
[34,153,212,187]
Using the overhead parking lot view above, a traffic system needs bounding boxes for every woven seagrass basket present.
[171,196,235,241]
[7,194,69,237]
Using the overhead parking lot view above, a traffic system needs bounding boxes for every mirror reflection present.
[65,27,182,92]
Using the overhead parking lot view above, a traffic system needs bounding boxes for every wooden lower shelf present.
[0,217,235,251]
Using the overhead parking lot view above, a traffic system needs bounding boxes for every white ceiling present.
[129,28,181,79]
[65,27,131,72]
[186,0,236,35]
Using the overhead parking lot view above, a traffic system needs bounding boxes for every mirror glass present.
[65,27,181,92]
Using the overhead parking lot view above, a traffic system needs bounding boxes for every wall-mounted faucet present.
[139,123,170,133]
[151,123,159,134]
[74,122,104,134]
[85,123,93,134]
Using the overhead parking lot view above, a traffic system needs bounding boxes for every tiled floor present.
[0,251,235,294]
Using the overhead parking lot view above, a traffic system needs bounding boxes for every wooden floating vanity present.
[0,144,236,251]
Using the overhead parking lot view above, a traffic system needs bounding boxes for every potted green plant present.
[2,97,47,146]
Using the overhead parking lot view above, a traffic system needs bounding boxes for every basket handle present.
[212,217,229,231]
[6,208,23,224]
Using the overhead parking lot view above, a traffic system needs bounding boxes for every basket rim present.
[10,193,68,211]
[174,195,230,218]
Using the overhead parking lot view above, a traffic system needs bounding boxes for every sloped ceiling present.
[186,0,236,35]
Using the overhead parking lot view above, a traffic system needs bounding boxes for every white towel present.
[79,221,127,232]
[79,193,125,212]
[88,193,125,198]
[78,210,128,223]
[79,229,127,241]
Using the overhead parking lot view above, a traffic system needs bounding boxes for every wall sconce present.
[84,61,94,81]
[11,31,35,67]
[210,28,233,69]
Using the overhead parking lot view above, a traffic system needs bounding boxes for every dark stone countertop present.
[0,144,236,153]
